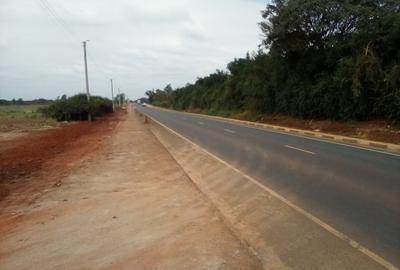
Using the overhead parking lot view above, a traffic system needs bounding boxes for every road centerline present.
[223,128,236,134]
[285,145,316,155]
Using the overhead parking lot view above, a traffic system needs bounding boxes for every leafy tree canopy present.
[146,0,400,121]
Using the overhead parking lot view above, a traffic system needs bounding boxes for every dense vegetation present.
[41,94,113,121]
[146,0,400,121]
[0,98,53,106]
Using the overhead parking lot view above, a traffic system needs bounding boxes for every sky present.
[0,0,267,100]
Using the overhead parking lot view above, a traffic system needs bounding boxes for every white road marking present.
[285,145,316,155]
[223,128,236,134]
[144,113,399,270]
[153,107,400,157]
[264,128,400,157]
[183,117,187,121]
[198,121,204,125]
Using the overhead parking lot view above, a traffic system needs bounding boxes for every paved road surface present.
[136,105,400,268]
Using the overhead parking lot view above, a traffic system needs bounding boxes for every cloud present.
[0,0,267,100]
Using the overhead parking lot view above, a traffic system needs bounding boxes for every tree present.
[144,0,400,121]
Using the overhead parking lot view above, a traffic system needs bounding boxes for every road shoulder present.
[0,109,262,270]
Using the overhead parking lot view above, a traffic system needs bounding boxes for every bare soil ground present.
[0,108,261,269]
[0,112,122,201]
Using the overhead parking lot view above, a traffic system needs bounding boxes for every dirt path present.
[0,108,262,269]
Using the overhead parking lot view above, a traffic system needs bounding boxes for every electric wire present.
[35,0,113,95]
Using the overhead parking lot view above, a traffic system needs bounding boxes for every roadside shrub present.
[40,94,113,121]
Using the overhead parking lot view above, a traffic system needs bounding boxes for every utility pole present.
[110,79,115,111]
[82,40,91,121]
[118,88,121,108]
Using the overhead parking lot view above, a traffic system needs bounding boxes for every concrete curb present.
[144,104,400,154]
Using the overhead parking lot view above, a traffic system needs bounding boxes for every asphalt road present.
[136,105,400,268]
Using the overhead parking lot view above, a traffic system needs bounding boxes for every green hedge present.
[40,94,113,121]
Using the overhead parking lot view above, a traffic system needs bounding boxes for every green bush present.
[40,94,113,121]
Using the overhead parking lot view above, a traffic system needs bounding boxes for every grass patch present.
[0,105,46,119]
[0,104,59,133]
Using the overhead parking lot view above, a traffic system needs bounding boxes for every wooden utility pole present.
[118,88,121,108]
[110,79,115,111]
[82,40,91,121]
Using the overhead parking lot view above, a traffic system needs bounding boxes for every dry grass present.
[0,105,59,136]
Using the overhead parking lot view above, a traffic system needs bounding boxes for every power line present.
[40,0,109,74]
[37,0,78,43]
[43,0,78,38]
[35,0,116,95]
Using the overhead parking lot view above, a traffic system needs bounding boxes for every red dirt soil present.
[0,112,124,205]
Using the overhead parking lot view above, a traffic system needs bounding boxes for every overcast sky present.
[0,0,267,100]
